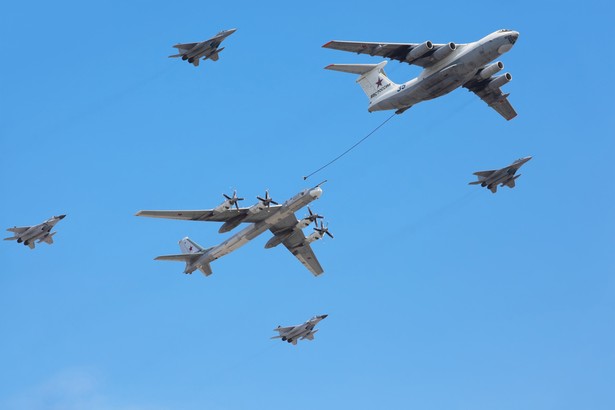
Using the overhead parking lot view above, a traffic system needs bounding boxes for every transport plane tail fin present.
[325,61,398,104]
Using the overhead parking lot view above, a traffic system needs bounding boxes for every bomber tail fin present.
[155,237,212,276]
[325,61,398,104]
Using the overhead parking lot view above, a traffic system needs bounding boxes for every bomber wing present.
[322,40,466,68]
[463,79,517,120]
[136,205,282,224]
[269,215,324,276]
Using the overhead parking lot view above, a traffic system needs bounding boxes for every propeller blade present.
[270,200,279,205]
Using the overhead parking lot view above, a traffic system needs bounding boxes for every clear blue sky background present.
[1,1,613,409]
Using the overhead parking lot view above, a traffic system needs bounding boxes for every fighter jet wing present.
[269,215,324,276]
[473,170,497,177]
[322,40,466,68]
[6,226,29,233]
[172,42,199,51]
[136,205,282,224]
[463,80,517,120]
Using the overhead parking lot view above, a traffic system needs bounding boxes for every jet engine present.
[432,42,456,60]
[405,41,433,62]
[478,61,504,80]
[487,73,512,90]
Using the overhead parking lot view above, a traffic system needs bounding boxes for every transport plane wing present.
[464,72,517,120]
[323,40,467,68]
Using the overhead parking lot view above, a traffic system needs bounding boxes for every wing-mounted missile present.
[405,41,433,63]
[301,329,319,341]
[432,42,456,60]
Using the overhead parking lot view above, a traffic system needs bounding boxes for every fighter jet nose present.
[321,314,328,319]
[57,214,66,219]
[309,187,323,198]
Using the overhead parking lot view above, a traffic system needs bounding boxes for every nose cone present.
[509,31,519,44]
[226,28,237,35]
[320,314,328,319]
[57,214,66,220]
[309,187,323,199]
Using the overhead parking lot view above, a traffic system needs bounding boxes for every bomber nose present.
[510,31,519,43]
[309,187,323,198]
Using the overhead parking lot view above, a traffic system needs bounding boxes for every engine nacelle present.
[405,41,433,62]
[478,61,504,80]
[487,73,512,90]
[432,42,456,60]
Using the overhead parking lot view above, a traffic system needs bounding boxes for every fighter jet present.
[469,156,532,193]
[169,28,236,67]
[323,29,519,120]
[135,183,331,277]
[4,215,66,249]
[271,315,328,345]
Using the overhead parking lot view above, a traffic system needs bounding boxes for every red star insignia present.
[376,77,383,87]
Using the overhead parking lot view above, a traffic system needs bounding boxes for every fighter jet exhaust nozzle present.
[478,61,504,80]
[406,41,433,62]
[487,73,512,90]
[432,42,456,60]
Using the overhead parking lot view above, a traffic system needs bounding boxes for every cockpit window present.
[498,29,512,33]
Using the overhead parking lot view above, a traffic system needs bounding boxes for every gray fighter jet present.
[169,28,236,67]
[324,29,519,120]
[469,156,532,193]
[5,215,66,249]
[136,183,331,276]
[271,315,328,345]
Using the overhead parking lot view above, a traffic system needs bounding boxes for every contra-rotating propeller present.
[257,190,279,207]
[223,190,244,210]
[315,220,334,239]
[305,207,324,226]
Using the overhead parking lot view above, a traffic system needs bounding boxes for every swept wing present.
[136,205,283,224]
[323,40,466,68]
[463,78,517,120]
[269,215,324,276]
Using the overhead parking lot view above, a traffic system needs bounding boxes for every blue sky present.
[1,1,614,409]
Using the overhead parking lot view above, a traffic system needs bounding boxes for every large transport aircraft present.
[136,183,331,277]
[323,29,519,120]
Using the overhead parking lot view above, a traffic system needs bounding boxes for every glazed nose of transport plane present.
[309,186,323,199]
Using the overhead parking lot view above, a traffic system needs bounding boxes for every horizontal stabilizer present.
[325,61,387,75]
[168,53,183,58]
[468,181,482,185]
[155,253,203,262]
